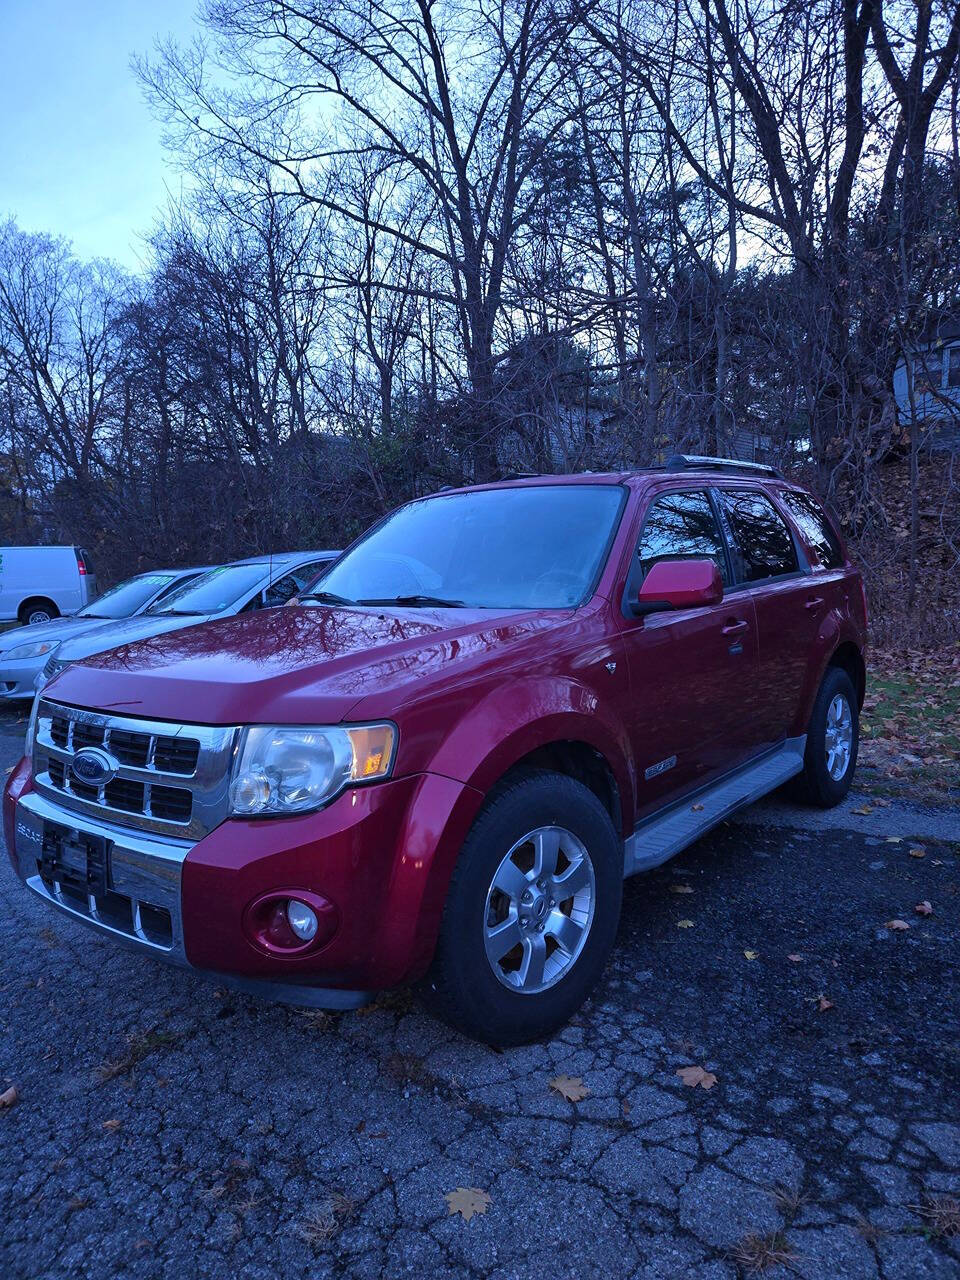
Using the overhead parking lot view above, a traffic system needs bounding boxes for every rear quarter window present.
[777,490,844,570]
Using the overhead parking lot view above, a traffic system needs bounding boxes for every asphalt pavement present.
[1,706,959,1280]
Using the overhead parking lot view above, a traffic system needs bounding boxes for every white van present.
[0,546,97,624]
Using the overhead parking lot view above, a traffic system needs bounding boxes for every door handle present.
[804,596,825,611]
[722,619,749,635]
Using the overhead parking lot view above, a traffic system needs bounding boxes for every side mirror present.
[631,559,723,617]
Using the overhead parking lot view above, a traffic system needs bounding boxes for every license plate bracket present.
[40,822,108,895]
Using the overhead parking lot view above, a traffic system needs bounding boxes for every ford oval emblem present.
[70,747,119,787]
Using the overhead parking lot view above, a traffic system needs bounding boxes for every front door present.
[618,487,760,819]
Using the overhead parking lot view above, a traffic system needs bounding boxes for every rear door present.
[617,487,760,816]
[713,485,822,748]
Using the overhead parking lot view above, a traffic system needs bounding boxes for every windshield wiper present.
[299,590,356,606]
[357,594,467,608]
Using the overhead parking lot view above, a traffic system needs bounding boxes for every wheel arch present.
[827,640,866,709]
[491,739,624,838]
[17,595,59,623]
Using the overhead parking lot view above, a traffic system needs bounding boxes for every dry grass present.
[295,1193,355,1245]
[97,1027,182,1081]
[913,1195,960,1240]
[728,1230,799,1273]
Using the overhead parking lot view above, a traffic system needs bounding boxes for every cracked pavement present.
[1,708,959,1279]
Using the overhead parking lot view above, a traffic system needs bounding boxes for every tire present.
[427,770,623,1046]
[19,598,59,626]
[793,666,859,808]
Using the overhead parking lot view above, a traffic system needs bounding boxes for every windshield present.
[147,563,267,615]
[78,573,177,619]
[318,485,625,609]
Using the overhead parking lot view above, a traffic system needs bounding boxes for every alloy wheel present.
[483,825,596,994]
[825,692,853,781]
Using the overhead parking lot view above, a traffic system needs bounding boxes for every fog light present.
[286,898,318,941]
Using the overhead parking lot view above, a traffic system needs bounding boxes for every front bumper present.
[7,765,483,1001]
[0,656,46,699]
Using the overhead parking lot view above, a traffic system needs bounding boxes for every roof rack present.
[665,453,783,479]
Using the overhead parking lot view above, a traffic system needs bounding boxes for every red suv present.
[5,457,866,1045]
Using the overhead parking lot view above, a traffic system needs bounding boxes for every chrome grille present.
[33,698,236,839]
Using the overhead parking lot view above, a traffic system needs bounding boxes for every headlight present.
[25,694,40,757]
[229,723,396,817]
[5,639,59,662]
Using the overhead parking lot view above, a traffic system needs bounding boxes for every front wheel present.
[794,666,859,807]
[427,771,623,1046]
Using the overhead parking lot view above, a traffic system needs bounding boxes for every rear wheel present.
[427,771,622,1046]
[794,666,859,807]
[19,597,58,626]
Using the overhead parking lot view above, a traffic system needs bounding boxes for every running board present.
[623,736,806,877]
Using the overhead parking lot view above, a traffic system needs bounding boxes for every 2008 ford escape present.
[5,457,867,1045]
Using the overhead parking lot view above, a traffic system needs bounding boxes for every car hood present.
[0,614,119,654]
[43,603,567,725]
[52,613,214,662]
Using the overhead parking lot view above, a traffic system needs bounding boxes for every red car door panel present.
[617,487,760,818]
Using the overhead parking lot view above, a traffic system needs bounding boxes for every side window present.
[948,347,960,389]
[717,489,799,582]
[290,561,329,591]
[636,490,730,586]
[777,490,843,570]
[263,572,303,608]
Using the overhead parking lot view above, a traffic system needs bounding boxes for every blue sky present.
[0,0,202,270]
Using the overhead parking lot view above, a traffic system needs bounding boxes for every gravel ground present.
[1,707,959,1280]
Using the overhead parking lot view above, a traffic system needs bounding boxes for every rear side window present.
[636,490,730,586]
[717,489,798,582]
[777,490,844,569]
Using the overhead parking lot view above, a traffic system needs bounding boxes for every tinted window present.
[319,485,625,609]
[264,572,304,608]
[148,563,267,615]
[777,490,843,570]
[78,573,177,619]
[718,489,798,582]
[636,491,730,586]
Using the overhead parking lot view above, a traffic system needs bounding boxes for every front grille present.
[34,699,236,839]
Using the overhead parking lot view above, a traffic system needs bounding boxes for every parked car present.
[0,546,97,624]
[0,566,213,703]
[35,551,339,689]
[5,461,866,1045]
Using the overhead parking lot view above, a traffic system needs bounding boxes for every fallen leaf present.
[677,919,694,929]
[0,1086,18,1109]
[444,1187,490,1222]
[677,1065,717,1090]
[744,950,759,961]
[691,803,705,812]
[817,996,835,1012]
[914,900,933,916]
[670,883,694,894]
[909,847,926,859]
[885,919,910,931]
[787,954,803,963]
[549,1075,590,1103]
[851,805,873,815]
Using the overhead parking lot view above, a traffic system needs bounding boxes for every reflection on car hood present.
[0,614,120,653]
[53,613,213,662]
[44,603,564,724]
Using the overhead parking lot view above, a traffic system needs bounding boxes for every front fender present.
[422,674,635,830]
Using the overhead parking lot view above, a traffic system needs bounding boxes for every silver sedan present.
[0,567,210,701]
